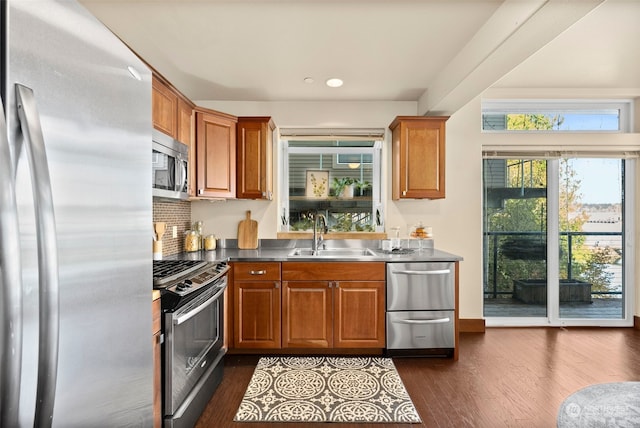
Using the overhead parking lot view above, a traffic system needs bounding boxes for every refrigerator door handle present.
[15,84,60,428]
[0,92,24,428]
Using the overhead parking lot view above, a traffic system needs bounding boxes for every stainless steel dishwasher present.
[386,262,455,356]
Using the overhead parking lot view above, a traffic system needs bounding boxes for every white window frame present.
[481,99,635,327]
[482,99,633,133]
[279,138,384,233]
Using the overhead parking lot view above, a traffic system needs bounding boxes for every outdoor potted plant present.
[331,177,356,198]
[354,179,371,197]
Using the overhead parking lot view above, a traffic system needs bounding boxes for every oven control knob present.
[184,279,193,286]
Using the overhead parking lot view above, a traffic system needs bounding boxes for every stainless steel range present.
[153,259,229,428]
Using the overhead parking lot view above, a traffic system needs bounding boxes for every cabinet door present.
[334,281,385,348]
[234,281,281,348]
[237,117,274,200]
[177,98,193,146]
[282,281,332,348]
[152,77,177,138]
[390,116,448,199]
[195,109,237,198]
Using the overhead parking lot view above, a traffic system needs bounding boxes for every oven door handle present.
[393,269,450,275]
[393,317,450,325]
[174,286,225,326]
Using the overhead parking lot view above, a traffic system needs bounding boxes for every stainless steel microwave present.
[152,129,189,200]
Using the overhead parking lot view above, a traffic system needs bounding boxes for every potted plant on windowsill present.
[354,179,371,197]
[331,177,356,199]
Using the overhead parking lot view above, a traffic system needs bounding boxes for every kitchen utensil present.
[154,222,166,241]
[238,210,258,249]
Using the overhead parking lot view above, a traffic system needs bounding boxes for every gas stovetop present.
[153,260,209,287]
[153,260,229,306]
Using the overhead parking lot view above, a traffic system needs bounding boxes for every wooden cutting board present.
[238,210,258,249]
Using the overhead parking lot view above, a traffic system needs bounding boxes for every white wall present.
[191,99,485,319]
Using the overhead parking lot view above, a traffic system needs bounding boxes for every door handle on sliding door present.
[16,83,60,428]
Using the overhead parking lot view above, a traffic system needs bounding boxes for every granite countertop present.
[166,238,463,263]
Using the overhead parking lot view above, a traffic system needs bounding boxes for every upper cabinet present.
[194,108,238,199]
[152,75,195,195]
[152,75,193,145]
[152,76,177,137]
[389,116,449,200]
[237,117,275,200]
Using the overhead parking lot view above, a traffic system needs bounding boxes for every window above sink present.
[279,129,384,237]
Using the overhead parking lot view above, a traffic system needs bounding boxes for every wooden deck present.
[484,297,624,318]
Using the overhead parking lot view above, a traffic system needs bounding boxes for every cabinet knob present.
[402,190,407,196]
[274,282,279,289]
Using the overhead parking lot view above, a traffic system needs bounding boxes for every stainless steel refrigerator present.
[1,0,153,426]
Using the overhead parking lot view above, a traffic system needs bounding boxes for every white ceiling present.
[80,0,640,115]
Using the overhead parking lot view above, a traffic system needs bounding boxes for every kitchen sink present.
[288,247,377,258]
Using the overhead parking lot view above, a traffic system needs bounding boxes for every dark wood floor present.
[195,328,640,428]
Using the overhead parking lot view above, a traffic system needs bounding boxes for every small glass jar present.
[204,234,216,251]
[184,230,199,252]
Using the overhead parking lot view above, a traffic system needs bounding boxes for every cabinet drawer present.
[233,262,281,281]
[282,262,385,281]
[386,262,454,311]
[386,310,455,349]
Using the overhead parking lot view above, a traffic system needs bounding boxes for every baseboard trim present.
[460,318,485,333]
[634,316,640,330]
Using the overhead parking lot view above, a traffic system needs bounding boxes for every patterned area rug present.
[234,356,421,423]
[557,382,640,427]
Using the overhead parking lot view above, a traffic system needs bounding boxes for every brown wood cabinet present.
[152,75,193,144]
[152,76,177,137]
[389,116,449,199]
[282,262,385,349]
[194,108,238,198]
[236,117,275,200]
[152,296,161,428]
[232,262,281,348]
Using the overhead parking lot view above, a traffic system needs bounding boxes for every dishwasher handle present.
[392,317,450,325]
[392,269,450,275]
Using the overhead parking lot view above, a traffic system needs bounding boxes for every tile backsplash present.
[152,200,191,256]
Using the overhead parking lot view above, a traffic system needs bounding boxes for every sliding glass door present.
[483,157,633,326]
[556,159,625,320]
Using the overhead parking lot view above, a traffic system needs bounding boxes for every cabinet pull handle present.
[335,281,339,288]
[402,190,407,196]
[250,270,266,275]
[274,282,279,289]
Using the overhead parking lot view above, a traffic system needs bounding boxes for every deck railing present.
[484,230,623,299]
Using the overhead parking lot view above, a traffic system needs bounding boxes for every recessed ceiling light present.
[303,77,314,84]
[326,78,343,88]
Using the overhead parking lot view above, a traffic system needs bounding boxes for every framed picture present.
[305,170,329,198]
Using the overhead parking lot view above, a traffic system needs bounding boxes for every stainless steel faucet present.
[312,212,327,255]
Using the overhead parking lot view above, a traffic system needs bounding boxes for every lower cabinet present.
[282,262,385,349]
[282,279,385,348]
[233,262,281,348]
[231,261,385,351]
